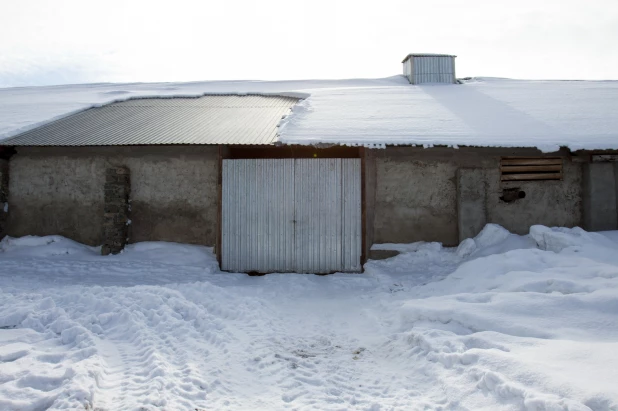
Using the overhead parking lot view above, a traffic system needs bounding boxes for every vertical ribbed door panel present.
[222,159,295,272]
[222,158,361,273]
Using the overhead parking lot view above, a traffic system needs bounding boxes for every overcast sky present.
[1,0,617,87]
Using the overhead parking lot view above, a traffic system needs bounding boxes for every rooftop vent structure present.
[402,53,457,84]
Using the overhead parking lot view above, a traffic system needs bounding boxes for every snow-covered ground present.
[1,225,618,410]
[2,77,618,152]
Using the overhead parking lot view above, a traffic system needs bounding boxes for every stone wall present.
[102,166,130,255]
[371,147,582,246]
[0,159,8,239]
[7,146,218,246]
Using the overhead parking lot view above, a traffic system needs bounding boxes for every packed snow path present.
[1,225,618,410]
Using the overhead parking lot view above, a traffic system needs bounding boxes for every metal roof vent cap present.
[402,53,457,84]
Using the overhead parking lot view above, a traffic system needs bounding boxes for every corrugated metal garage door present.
[222,158,361,273]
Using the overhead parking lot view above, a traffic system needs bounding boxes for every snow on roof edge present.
[2,77,618,151]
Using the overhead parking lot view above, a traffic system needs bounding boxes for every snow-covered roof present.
[1,76,617,152]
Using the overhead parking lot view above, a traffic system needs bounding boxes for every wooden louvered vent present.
[500,157,563,182]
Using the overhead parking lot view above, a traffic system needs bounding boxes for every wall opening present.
[500,157,563,182]
[500,187,526,203]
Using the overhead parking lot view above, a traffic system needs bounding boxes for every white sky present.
[1,0,617,87]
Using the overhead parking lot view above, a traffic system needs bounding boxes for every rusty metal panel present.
[221,159,295,272]
[3,95,299,146]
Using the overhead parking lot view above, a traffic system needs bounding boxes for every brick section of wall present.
[0,159,8,240]
[102,166,131,255]
[457,168,488,242]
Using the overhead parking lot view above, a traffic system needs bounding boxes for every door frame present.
[216,144,366,273]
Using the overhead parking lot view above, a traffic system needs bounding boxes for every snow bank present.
[529,225,616,253]
[0,235,216,267]
[1,225,618,409]
[2,77,618,152]
[394,225,618,409]
[0,235,99,257]
[112,241,218,268]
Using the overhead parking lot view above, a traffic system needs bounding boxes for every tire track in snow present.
[93,338,129,409]
[215,296,430,410]
[0,259,528,410]
[88,286,238,410]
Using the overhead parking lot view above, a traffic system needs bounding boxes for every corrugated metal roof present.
[2,94,300,146]
[401,53,457,63]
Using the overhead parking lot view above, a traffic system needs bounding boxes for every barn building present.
[0,54,617,273]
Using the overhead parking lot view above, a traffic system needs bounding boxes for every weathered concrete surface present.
[8,154,105,244]
[487,158,582,235]
[457,168,487,242]
[582,162,618,231]
[8,146,218,246]
[102,166,131,255]
[0,159,8,239]
[374,152,460,245]
[122,150,218,245]
[373,147,582,246]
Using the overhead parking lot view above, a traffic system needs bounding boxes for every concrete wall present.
[486,157,582,236]
[7,144,590,250]
[122,148,218,245]
[0,159,8,239]
[7,146,218,246]
[372,147,582,245]
[582,161,618,231]
[8,152,105,244]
